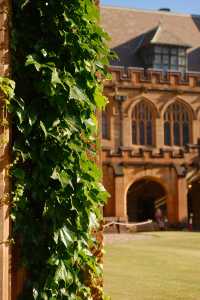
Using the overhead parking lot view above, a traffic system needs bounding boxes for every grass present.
[104,232,200,300]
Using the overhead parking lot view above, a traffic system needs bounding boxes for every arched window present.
[164,102,191,146]
[102,109,110,140]
[132,101,154,146]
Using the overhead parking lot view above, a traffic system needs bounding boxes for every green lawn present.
[104,232,200,300]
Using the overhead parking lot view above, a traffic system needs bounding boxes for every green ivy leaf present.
[55,261,73,285]
[59,226,73,247]
[26,54,42,71]
[94,86,107,109]
[51,168,71,188]
[40,121,48,139]
[0,76,15,100]
[69,85,87,102]
[51,68,62,86]
[12,168,25,180]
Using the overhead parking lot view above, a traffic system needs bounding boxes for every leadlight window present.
[164,122,171,145]
[140,45,187,73]
[154,46,187,72]
[132,101,154,146]
[102,109,110,140]
[164,102,191,146]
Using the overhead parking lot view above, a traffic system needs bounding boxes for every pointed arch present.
[131,99,156,146]
[161,97,196,120]
[126,96,159,118]
[163,99,192,146]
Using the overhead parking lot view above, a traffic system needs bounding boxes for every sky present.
[101,0,200,15]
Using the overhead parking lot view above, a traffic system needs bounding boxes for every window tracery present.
[164,102,191,146]
[132,101,154,146]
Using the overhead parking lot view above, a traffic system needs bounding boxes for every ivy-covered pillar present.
[10,1,110,299]
[0,0,11,299]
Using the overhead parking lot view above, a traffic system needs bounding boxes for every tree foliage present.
[9,0,111,299]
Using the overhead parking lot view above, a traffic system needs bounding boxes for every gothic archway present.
[127,178,167,222]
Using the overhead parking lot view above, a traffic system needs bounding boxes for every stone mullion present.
[179,111,183,146]
[170,118,174,146]
[136,119,140,145]
[144,119,147,145]
[153,120,155,146]
[180,120,183,146]
[134,110,140,145]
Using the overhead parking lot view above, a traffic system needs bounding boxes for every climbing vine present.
[9,0,111,299]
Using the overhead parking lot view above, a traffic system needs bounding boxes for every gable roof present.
[100,6,200,71]
[140,25,191,48]
[150,25,191,48]
[139,26,158,48]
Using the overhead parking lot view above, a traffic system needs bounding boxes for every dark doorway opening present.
[127,178,167,222]
[188,181,200,230]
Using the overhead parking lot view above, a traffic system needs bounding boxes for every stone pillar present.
[193,120,199,145]
[113,103,121,151]
[155,118,163,148]
[115,175,127,219]
[0,1,11,299]
[123,115,131,147]
[167,194,178,224]
[177,177,188,224]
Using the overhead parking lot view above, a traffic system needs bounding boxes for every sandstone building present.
[101,6,200,228]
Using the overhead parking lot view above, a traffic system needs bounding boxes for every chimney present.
[159,8,171,12]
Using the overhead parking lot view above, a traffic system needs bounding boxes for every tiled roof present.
[150,25,191,47]
[100,6,200,71]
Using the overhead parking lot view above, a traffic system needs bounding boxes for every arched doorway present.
[188,181,200,230]
[127,178,167,222]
